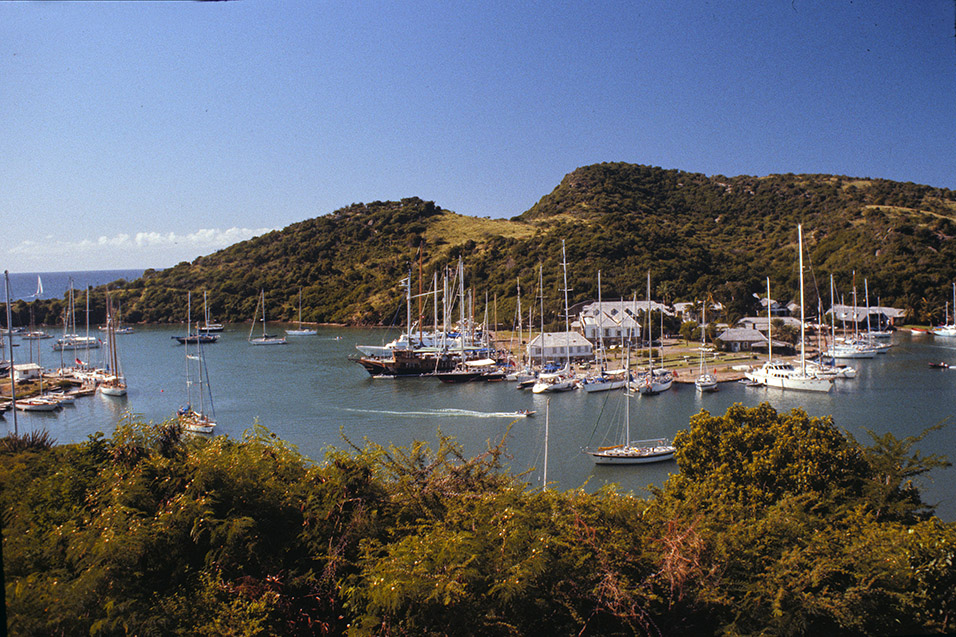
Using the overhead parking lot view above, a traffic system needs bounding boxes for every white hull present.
[531,378,577,393]
[250,337,288,346]
[286,329,317,336]
[99,385,127,397]
[694,375,718,392]
[15,398,61,412]
[580,378,627,392]
[745,362,833,392]
[587,442,675,465]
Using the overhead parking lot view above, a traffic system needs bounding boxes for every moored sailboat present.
[745,225,833,392]
[286,289,317,336]
[249,290,287,346]
[177,292,218,434]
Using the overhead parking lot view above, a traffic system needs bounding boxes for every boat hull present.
[356,350,458,377]
[586,442,676,465]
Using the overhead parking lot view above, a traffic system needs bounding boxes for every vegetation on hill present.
[2,404,953,635]
[11,164,956,329]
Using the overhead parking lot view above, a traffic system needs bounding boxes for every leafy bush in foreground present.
[1,404,954,635]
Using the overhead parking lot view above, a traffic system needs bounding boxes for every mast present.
[539,264,544,369]
[185,292,193,407]
[516,277,522,367]
[596,271,605,371]
[646,272,652,371]
[830,274,836,353]
[767,277,772,363]
[4,271,18,434]
[798,224,806,375]
[864,278,872,340]
[852,271,858,341]
[84,285,91,366]
[561,240,570,370]
[418,243,423,345]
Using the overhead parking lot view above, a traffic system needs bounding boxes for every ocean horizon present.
[3,269,149,302]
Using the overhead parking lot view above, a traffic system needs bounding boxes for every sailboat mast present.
[539,264,544,369]
[516,277,522,365]
[646,272,652,370]
[597,271,604,371]
[185,292,193,407]
[767,277,772,362]
[4,270,19,434]
[561,240,570,369]
[798,224,806,375]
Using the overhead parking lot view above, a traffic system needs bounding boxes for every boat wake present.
[342,407,526,419]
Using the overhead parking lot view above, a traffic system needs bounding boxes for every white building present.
[578,299,673,344]
[527,331,594,362]
[13,362,43,382]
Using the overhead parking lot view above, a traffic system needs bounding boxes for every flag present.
[75,358,84,366]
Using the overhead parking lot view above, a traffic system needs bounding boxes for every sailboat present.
[172,291,219,344]
[53,281,100,352]
[98,292,127,397]
[932,283,956,337]
[286,289,317,336]
[694,298,718,392]
[580,272,629,393]
[531,241,577,393]
[745,225,833,392]
[177,292,217,434]
[636,272,673,395]
[585,334,675,464]
[249,290,287,345]
[198,291,224,333]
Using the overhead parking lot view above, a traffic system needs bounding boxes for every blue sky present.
[3,1,954,271]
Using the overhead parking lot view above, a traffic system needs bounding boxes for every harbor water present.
[4,325,956,520]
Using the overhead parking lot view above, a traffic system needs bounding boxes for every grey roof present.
[826,304,906,321]
[716,327,768,343]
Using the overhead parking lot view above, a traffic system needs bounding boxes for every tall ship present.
[353,258,495,377]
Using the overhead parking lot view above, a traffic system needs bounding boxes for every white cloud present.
[6,227,276,271]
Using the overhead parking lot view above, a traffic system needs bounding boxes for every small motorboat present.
[515,409,536,417]
[929,361,951,369]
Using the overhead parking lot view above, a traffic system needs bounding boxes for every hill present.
[13,164,956,328]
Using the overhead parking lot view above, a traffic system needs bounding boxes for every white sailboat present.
[636,272,673,395]
[198,291,224,333]
[580,272,629,393]
[745,225,833,392]
[286,289,317,336]
[178,292,217,434]
[531,241,577,394]
[932,283,956,337]
[98,292,127,397]
[694,298,718,393]
[585,339,675,464]
[249,290,288,345]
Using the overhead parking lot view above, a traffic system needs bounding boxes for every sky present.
[3,1,955,272]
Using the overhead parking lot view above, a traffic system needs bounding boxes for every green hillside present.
[13,164,956,328]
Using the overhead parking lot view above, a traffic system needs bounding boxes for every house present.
[715,327,768,353]
[13,362,43,382]
[577,298,672,344]
[527,331,594,362]
[738,316,804,333]
[757,297,790,317]
[825,304,906,329]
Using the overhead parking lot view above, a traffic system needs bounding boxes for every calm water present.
[4,269,146,302]
[4,326,956,520]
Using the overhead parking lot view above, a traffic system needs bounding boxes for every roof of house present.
[716,327,768,343]
[826,304,906,321]
[528,331,594,348]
